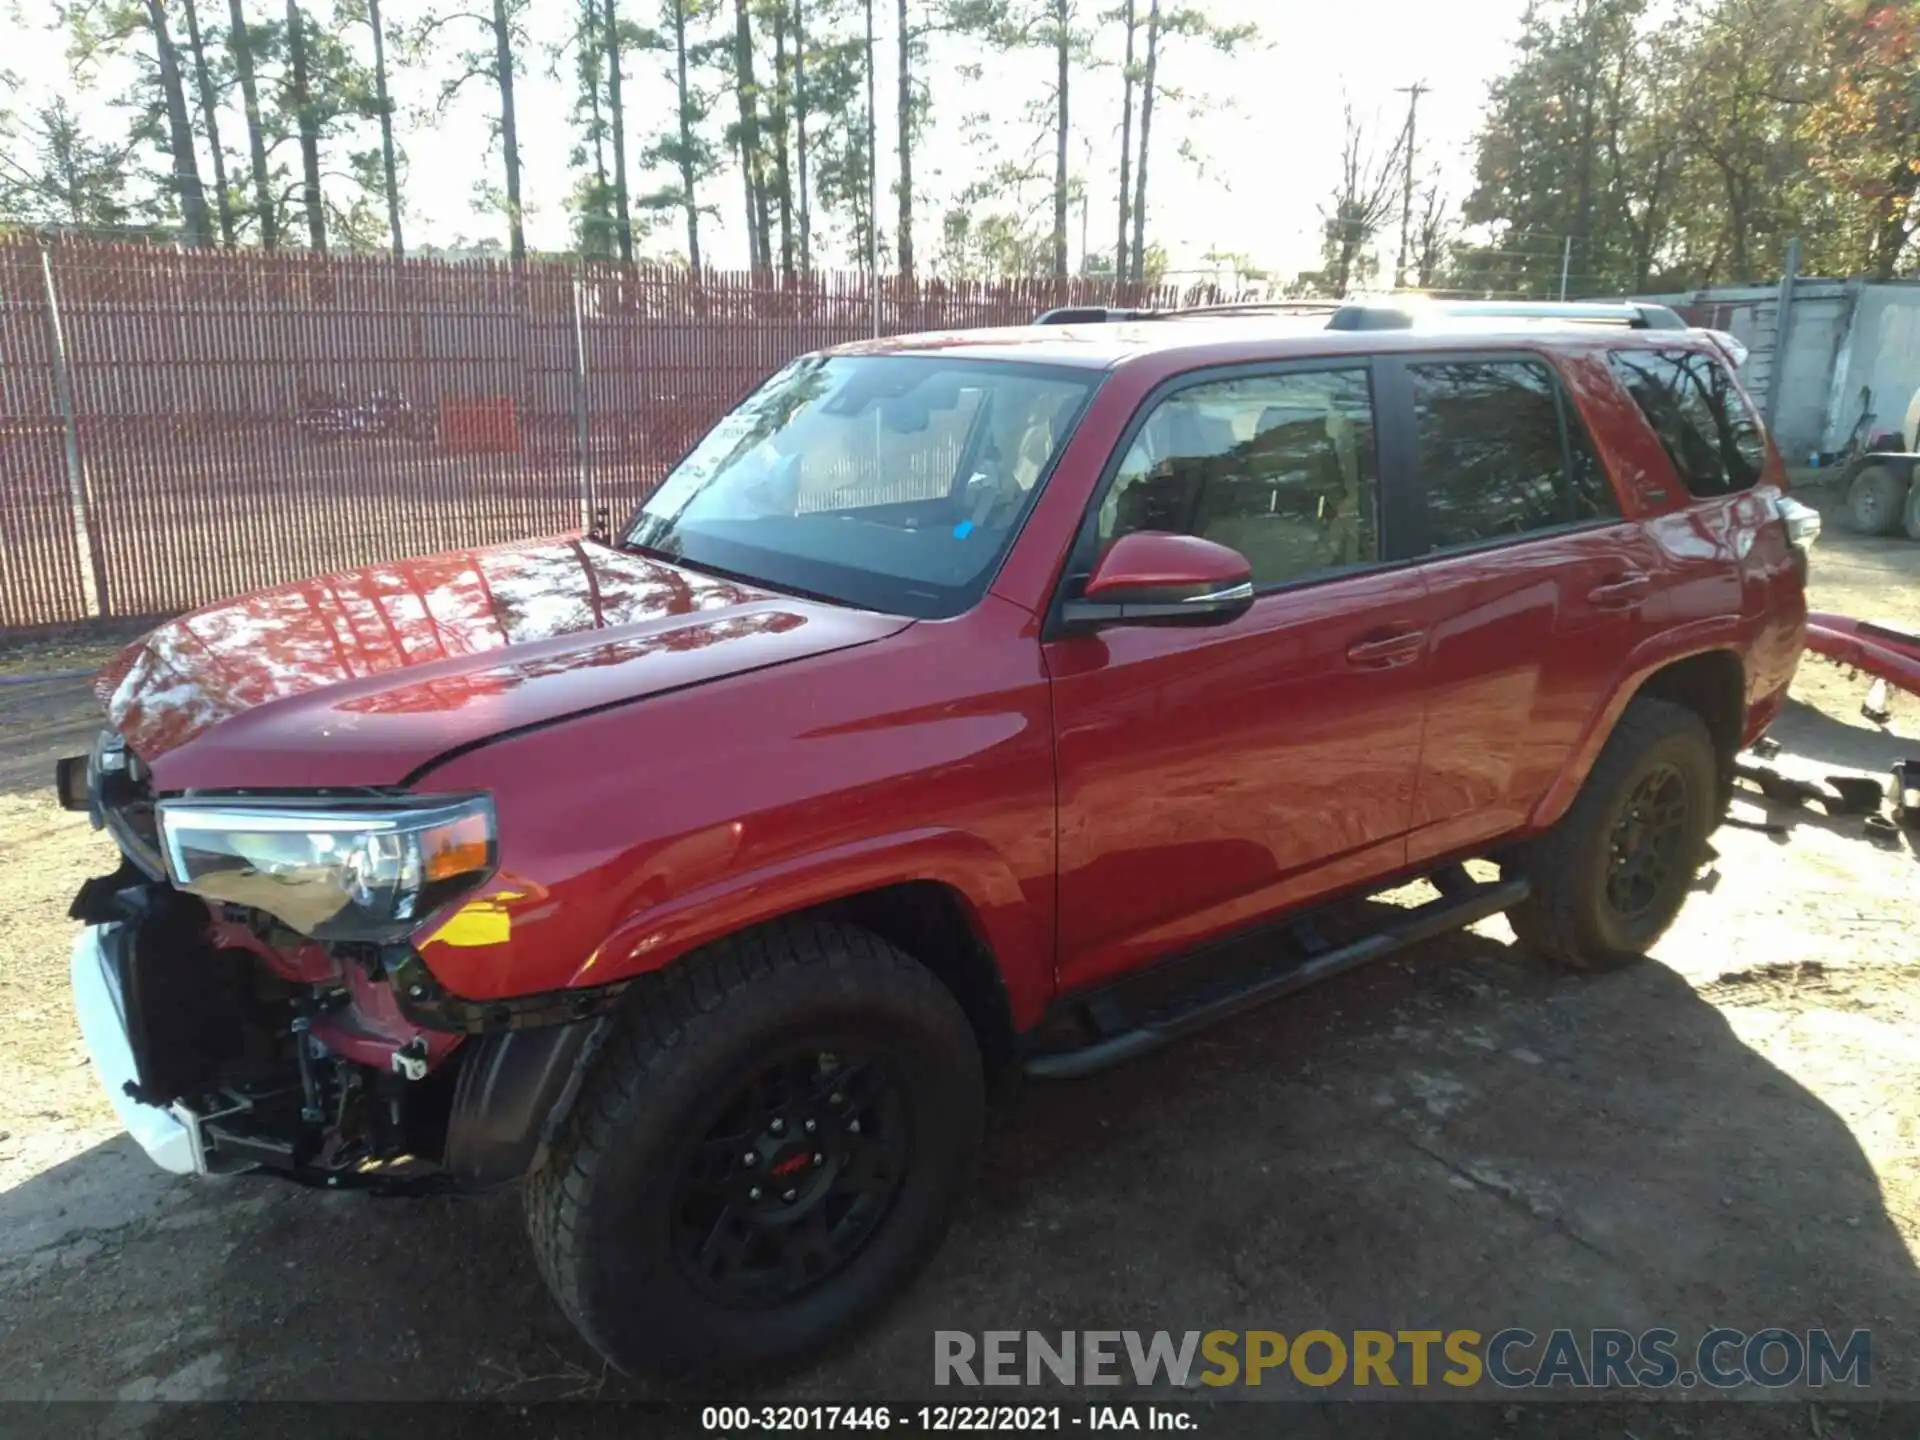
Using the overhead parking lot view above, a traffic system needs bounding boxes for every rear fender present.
[1526,625,1745,833]
[570,828,1053,1030]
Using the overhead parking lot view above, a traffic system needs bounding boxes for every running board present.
[1022,871,1530,1080]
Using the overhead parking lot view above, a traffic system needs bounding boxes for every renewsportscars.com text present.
[934,1328,1872,1391]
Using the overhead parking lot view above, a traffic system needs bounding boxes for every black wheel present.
[1903,475,1920,541]
[525,921,983,1377]
[1846,463,1908,535]
[1504,698,1718,970]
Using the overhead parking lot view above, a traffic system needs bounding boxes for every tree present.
[727,0,772,268]
[227,0,281,246]
[0,97,141,229]
[1112,0,1134,279]
[603,0,635,260]
[1117,2,1254,281]
[1316,102,1406,297]
[635,0,721,269]
[283,0,326,248]
[565,0,619,255]
[180,0,237,243]
[143,0,214,244]
[345,0,406,253]
[1801,0,1920,279]
[420,0,531,259]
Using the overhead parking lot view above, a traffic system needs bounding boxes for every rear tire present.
[1846,463,1908,535]
[525,920,983,1378]
[1903,476,1920,541]
[1505,698,1718,971]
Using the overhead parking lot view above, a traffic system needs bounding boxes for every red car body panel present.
[415,592,1060,1026]
[93,318,1809,1047]
[1804,612,1920,696]
[97,536,909,792]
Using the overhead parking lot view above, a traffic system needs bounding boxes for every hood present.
[98,535,912,791]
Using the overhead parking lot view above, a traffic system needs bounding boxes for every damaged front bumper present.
[66,873,606,1194]
[70,923,209,1176]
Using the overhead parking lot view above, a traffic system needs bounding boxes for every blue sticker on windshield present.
[953,520,975,539]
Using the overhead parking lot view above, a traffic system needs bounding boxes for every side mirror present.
[1061,531,1255,629]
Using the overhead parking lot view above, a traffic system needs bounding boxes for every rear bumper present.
[69,923,209,1176]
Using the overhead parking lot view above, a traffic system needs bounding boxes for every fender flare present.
[568,826,1054,1029]
[1527,624,1747,833]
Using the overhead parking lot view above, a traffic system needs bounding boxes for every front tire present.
[526,921,984,1378]
[1505,698,1718,970]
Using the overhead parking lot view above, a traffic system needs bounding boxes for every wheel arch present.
[1530,644,1747,832]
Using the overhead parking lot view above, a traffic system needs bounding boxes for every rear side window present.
[1411,358,1622,552]
[1608,348,1767,496]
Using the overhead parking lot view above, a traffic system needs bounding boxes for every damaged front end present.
[62,731,603,1194]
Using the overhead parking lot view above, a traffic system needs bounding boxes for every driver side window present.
[1096,368,1382,587]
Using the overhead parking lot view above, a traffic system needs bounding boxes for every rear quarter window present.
[1608,348,1768,497]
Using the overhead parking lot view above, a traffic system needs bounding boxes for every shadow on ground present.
[2,917,1913,1424]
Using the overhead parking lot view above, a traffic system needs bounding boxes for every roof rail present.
[1327,300,1688,331]
[1033,305,1164,325]
[1032,300,1342,325]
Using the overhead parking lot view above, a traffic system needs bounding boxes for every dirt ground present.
[1,484,1917,1433]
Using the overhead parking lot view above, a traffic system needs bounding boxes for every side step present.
[1022,869,1529,1080]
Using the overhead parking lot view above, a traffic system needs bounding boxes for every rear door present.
[1382,353,1665,864]
[1043,360,1429,995]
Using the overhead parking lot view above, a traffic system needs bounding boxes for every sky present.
[6,0,1535,281]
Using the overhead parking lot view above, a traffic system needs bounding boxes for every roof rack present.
[1325,299,1688,331]
[1031,298,1689,331]
[1032,300,1341,326]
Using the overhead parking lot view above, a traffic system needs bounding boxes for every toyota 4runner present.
[58,298,1815,1376]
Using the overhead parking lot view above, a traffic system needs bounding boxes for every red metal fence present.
[0,239,1183,633]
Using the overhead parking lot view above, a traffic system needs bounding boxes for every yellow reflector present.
[424,812,493,883]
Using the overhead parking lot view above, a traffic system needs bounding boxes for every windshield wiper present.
[619,538,856,611]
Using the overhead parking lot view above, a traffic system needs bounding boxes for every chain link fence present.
[0,239,1184,633]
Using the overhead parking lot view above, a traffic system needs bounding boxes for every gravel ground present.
[0,485,1916,1437]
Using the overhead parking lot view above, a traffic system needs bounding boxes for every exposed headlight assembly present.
[156,795,497,941]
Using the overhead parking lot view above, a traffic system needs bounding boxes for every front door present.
[1044,362,1429,996]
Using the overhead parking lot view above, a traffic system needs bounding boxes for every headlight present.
[156,795,497,941]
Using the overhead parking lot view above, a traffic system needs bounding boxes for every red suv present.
[60,299,1813,1376]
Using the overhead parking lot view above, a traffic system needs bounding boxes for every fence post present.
[569,271,598,537]
[38,244,105,620]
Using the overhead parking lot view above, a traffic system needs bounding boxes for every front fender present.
[568,827,1053,1030]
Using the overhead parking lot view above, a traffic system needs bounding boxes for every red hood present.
[97,535,911,791]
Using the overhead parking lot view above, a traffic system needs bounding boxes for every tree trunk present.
[181,0,235,245]
[895,0,914,280]
[733,0,770,270]
[492,0,525,260]
[793,0,810,273]
[603,0,633,262]
[1114,0,1135,285]
[772,3,795,277]
[227,0,278,248]
[674,0,701,269]
[1129,0,1160,283]
[1051,0,1069,282]
[368,0,404,255]
[284,0,326,250]
[584,6,612,255]
[145,0,213,246]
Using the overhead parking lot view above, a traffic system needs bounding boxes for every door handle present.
[1587,572,1651,610]
[1345,629,1428,667]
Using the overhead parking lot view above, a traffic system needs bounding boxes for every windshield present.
[624,354,1097,618]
